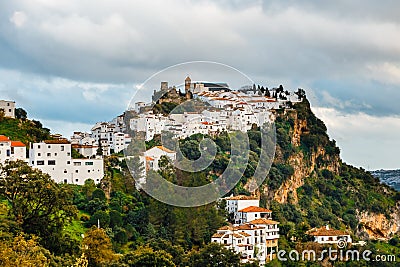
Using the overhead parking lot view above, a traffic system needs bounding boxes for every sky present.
[0,0,399,170]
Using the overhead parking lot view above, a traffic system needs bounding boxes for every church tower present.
[185,75,192,100]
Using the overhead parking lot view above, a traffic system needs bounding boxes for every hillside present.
[371,169,400,191]
[0,115,51,144]
[259,99,399,241]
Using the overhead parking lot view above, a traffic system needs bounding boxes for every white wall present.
[0,100,15,118]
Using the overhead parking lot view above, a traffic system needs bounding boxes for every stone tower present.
[185,76,192,100]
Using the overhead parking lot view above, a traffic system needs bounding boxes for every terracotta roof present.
[44,139,70,144]
[11,141,25,147]
[235,224,263,230]
[239,231,251,237]
[307,226,348,237]
[225,195,258,200]
[238,206,272,213]
[249,218,279,225]
[218,226,234,231]
[145,156,155,161]
[155,146,175,153]
[0,135,10,142]
[212,233,225,238]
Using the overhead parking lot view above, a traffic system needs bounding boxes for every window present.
[47,153,51,157]
[75,170,78,173]
[38,153,41,156]
[67,152,71,156]
[88,170,90,173]
[55,153,57,156]
[48,160,56,165]
[74,162,81,166]
[37,160,44,165]
[85,162,93,166]
[64,170,67,173]
[48,145,51,149]
[61,146,64,151]
[67,161,70,164]
[38,145,41,149]
[75,179,79,182]
[64,179,67,183]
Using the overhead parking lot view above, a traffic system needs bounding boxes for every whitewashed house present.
[212,219,279,265]
[29,140,104,185]
[237,206,272,225]
[0,135,26,163]
[225,195,260,224]
[307,225,352,245]
[143,146,176,171]
[0,100,15,118]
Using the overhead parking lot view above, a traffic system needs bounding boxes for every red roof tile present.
[238,206,272,213]
[11,141,25,147]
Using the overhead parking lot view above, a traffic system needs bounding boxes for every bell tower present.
[185,75,191,93]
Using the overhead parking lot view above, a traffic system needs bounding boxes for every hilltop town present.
[1,77,399,266]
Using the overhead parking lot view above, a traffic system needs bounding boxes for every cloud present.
[313,106,400,170]
[0,1,399,168]
[9,11,27,28]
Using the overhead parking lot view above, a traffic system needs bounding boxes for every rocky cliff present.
[261,99,399,240]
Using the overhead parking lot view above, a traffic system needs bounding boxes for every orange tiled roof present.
[212,233,225,238]
[145,156,155,161]
[249,218,279,225]
[239,231,251,237]
[307,226,348,237]
[0,135,10,142]
[235,224,263,230]
[155,146,175,153]
[238,206,272,213]
[11,141,25,147]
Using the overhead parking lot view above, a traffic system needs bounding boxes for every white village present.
[0,77,353,265]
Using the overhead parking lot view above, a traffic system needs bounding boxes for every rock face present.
[357,209,400,240]
[272,112,339,204]
[262,102,399,240]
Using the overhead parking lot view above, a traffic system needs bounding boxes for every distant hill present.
[371,169,400,191]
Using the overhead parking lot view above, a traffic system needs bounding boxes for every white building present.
[307,225,352,245]
[0,135,26,163]
[212,219,279,265]
[91,121,131,155]
[142,146,176,172]
[29,140,104,185]
[225,195,260,224]
[0,100,15,118]
[237,206,272,225]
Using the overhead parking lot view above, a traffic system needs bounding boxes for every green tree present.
[187,243,240,267]
[0,160,77,249]
[82,227,118,267]
[0,234,49,267]
[122,246,175,267]
[15,108,28,120]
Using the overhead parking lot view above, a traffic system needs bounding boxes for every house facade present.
[0,135,26,163]
[307,225,352,245]
[29,139,104,185]
[0,100,15,118]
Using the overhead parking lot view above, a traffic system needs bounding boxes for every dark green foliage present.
[187,242,240,267]
[15,108,27,120]
[0,161,77,252]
